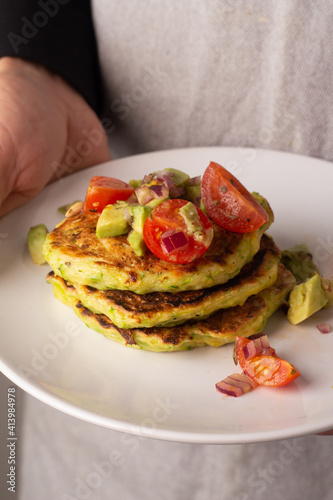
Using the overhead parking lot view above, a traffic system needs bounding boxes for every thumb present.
[50,121,111,183]
[0,125,21,217]
[0,190,37,218]
[0,122,112,218]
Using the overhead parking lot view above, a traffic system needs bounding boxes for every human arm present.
[0,57,110,216]
[0,0,110,216]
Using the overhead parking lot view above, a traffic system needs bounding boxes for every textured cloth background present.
[19,395,333,500]
[17,1,333,499]
[92,0,333,161]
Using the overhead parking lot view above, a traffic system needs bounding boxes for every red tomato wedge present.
[235,336,300,387]
[84,176,134,213]
[201,161,269,233]
[143,199,213,264]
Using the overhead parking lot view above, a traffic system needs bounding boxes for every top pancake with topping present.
[43,193,273,294]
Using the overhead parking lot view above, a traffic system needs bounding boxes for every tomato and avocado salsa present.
[83,163,269,265]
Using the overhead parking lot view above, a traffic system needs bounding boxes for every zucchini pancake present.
[43,193,273,294]
[43,163,296,352]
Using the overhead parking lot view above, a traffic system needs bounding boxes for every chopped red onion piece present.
[150,183,170,200]
[135,185,154,205]
[169,186,185,198]
[162,174,175,187]
[242,341,258,360]
[161,235,175,253]
[126,192,138,204]
[161,231,188,253]
[316,322,331,334]
[141,174,151,184]
[191,196,201,207]
[188,175,201,186]
[149,184,164,196]
[242,335,275,360]
[256,336,275,356]
[216,372,258,397]
[257,335,270,349]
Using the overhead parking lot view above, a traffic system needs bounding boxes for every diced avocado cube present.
[128,230,147,256]
[179,202,202,234]
[128,205,152,233]
[146,198,165,209]
[27,224,48,265]
[185,184,201,203]
[96,203,130,238]
[157,168,190,187]
[179,201,213,247]
[281,244,319,284]
[287,273,328,325]
[128,179,141,189]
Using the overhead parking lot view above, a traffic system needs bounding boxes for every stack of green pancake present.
[43,193,296,352]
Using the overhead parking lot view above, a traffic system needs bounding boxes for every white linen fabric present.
[93,0,333,161]
[18,1,333,499]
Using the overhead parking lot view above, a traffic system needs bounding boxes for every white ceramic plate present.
[1,147,333,444]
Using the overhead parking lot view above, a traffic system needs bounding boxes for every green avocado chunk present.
[128,230,146,257]
[158,168,190,187]
[185,184,201,203]
[129,204,152,232]
[179,201,213,247]
[96,202,130,238]
[27,224,48,265]
[127,205,152,256]
[281,243,319,284]
[287,273,328,325]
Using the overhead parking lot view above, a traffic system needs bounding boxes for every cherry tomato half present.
[84,176,134,213]
[235,336,300,387]
[201,162,269,233]
[143,199,213,264]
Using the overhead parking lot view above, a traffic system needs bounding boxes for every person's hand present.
[0,57,111,217]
